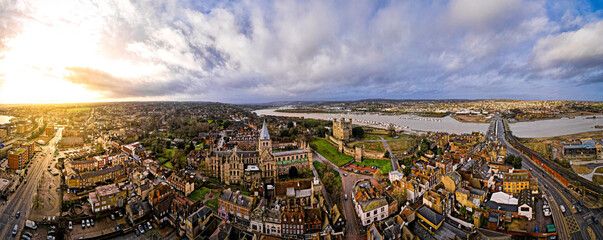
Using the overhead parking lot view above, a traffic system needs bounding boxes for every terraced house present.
[353,179,398,226]
[205,121,312,186]
[502,171,530,195]
[66,164,126,189]
[218,189,256,226]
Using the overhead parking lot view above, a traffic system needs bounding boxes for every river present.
[253,109,603,138]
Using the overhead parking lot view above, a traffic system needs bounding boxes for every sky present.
[0,0,602,104]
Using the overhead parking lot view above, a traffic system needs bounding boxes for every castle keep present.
[332,118,352,142]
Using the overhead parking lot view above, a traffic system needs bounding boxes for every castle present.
[205,121,312,186]
[332,118,352,142]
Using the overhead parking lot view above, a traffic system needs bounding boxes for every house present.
[281,205,306,237]
[442,171,461,193]
[416,206,445,233]
[167,173,195,196]
[126,199,151,224]
[185,206,213,239]
[517,189,533,220]
[89,183,127,213]
[218,189,256,226]
[352,179,397,227]
[502,172,530,195]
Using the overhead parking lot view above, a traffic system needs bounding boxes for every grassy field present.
[362,135,382,140]
[163,162,173,169]
[351,142,384,152]
[593,175,603,185]
[359,159,393,173]
[573,165,593,175]
[188,187,211,202]
[66,107,91,112]
[389,141,411,154]
[311,139,354,166]
[204,198,218,212]
[522,141,551,157]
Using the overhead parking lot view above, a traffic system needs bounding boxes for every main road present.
[0,128,62,239]
[493,115,603,239]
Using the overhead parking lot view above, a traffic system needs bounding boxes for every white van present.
[560,205,566,213]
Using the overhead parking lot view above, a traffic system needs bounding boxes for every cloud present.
[1,0,602,102]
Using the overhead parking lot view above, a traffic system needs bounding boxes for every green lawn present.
[311,139,354,166]
[204,198,219,212]
[359,159,393,173]
[163,162,173,169]
[189,187,211,202]
[362,135,381,140]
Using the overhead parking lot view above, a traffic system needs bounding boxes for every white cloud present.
[534,20,603,66]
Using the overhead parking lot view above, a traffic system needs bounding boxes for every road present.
[492,115,603,239]
[312,150,368,239]
[0,128,62,239]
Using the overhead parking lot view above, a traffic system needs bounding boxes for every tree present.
[185,142,195,154]
[352,127,365,139]
[387,124,396,137]
[165,140,172,149]
[384,151,390,158]
[176,141,186,150]
[403,165,412,176]
[298,166,314,178]
[373,169,384,182]
[460,206,467,216]
[392,186,407,204]
[506,154,522,169]
[33,194,43,209]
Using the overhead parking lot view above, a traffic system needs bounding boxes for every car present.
[24,232,33,238]
[86,219,90,227]
[593,216,600,224]
[578,201,584,206]
[12,224,18,236]
[135,229,140,236]
[115,225,120,231]
[47,230,55,236]
[68,221,72,230]
[344,194,348,200]
[560,205,566,213]
[16,211,20,218]
[535,226,539,233]
[564,188,569,193]
[20,236,30,240]
[81,220,85,229]
[47,236,55,240]
[343,172,347,177]
[576,206,582,213]
[110,214,115,220]
[147,222,152,230]
[90,219,94,227]
[138,224,145,233]
[143,223,148,231]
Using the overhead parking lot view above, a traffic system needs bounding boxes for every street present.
[492,115,603,239]
[0,128,62,239]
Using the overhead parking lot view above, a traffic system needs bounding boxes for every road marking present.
[566,215,581,234]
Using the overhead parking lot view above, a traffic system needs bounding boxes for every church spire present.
[260,119,270,140]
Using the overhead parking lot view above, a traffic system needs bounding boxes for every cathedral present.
[205,121,312,186]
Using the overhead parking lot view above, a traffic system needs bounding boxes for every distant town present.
[0,100,602,240]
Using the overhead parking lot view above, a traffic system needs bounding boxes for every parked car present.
[68,221,72,230]
[81,220,85,229]
[12,224,18,236]
[20,236,30,240]
[343,172,347,177]
[576,206,583,213]
[344,194,348,200]
[86,219,90,227]
[143,223,148,231]
[593,216,600,224]
[90,219,94,227]
[578,201,584,206]
[115,225,120,231]
[560,205,566,213]
[110,214,115,220]
[147,222,152,230]
[24,232,33,238]
[135,229,140,236]
[16,211,20,218]
[138,225,145,233]
[47,230,55,236]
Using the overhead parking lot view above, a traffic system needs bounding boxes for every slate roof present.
[260,120,270,140]
[417,205,445,227]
